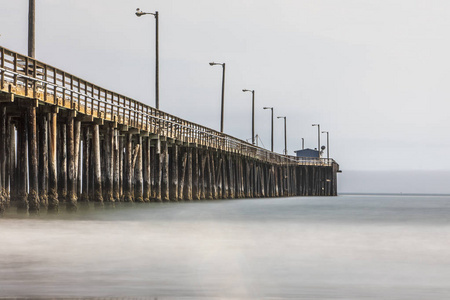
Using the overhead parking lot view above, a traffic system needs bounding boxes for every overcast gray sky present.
[1,0,450,193]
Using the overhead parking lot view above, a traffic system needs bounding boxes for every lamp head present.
[136,8,144,17]
[263,107,273,110]
[321,131,328,134]
[209,62,215,66]
[242,89,249,92]
[312,124,319,126]
[277,116,285,119]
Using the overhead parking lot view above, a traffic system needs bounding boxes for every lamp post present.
[209,62,226,133]
[242,89,255,145]
[312,124,320,153]
[322,131,329,159]
[136,8,159,110]
[277,116,287,155]
[28,0,35,58]
[263,107,274,152]
[301,138,304,150]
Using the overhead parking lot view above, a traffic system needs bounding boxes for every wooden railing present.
[0,45,335,167]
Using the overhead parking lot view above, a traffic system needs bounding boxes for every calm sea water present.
[1,195,450,299]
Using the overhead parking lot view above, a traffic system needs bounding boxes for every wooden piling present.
[124,132,133,202]
[169,143,178,201]
[161,140,169,202]
[47,110,58,212]
[104,124,114,202]
[134,135,144,202]
[179,147,187,201]
[192,148,200,200]
[186,147,193,201]
[74,119,81,197]
[143,137,151,202]
[113,128,120,202]
[66,113,77,211]
[93,123,103,204]
[81,126,90,202]
[17,111,28,213]
[38,112,48,208]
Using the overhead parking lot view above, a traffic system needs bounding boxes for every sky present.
[1,0,450,193]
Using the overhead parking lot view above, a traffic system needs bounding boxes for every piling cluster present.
[0,46,339,215]
[0,99,338,214]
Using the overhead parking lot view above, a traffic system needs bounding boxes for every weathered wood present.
[210,152,217,199]
[154,139,162,202]
[161,140,169,202]
[48,111,58,212]
[58,121,67,204]
[200,150,207,200]
[192,148,200,200]
[113,128,120,201]
[28,106,39,213]
[186,147,193,201]
[119,135,124,200]
[0,105,5,211]
[143,137,151,202]
[17,112,28,213]
[124,133,133,202]
[179,147,187,201]
[81,126,90,202]
[93,123,103,204]
[66,114,77,211]
[134,135,144,202]
[38,113,48,208]
[103,124,114,202]
[205,150,212,200]
[74,119,81,196]
[169,144,178,201]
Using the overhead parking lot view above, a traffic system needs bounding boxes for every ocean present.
[1,195,450,299]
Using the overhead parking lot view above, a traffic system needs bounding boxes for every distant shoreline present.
[340,192,450,197]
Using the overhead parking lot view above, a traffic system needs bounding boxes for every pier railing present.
[0,45,335,167]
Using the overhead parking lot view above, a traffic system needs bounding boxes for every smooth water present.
[1,195,450,299]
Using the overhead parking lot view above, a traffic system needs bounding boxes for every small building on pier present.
[294,148,320,158]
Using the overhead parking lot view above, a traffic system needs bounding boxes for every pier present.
[0,46,339,214]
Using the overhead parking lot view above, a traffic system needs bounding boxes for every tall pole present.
[252,91,255,145]
[278,116,287,155]
[210,62,226,132]
[301,138,304,150]
[136,8,159,109]
[312,124,320,152]
[28,0,35,58]
[263,107,273,152]
[242,89,255,145]
[322,131,329,159]
[221,63,225,132]
[155,11,159,110]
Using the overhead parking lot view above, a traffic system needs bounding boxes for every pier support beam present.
[93,123,103,204]
[48,110,58,212]
[81,126,90,202]
[66,113,77,212]
[17,112,28,213]
[38,112,48,209]
[169,144,178,201]
[161,140,169,202]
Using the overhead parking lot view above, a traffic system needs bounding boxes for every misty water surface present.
[1,195,450,299]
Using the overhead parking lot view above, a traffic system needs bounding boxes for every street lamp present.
[136,8,159,110]
[209,62,226,133]
[242,89,255,145]
[263,107,274,152]
[322,131,329,159]
[301,137,304,150]
[312,124,320,154]
[277,116,287,155]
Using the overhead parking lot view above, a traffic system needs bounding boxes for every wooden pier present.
[0,46,339,214]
